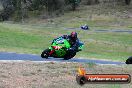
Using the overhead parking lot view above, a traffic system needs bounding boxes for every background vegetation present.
[0,0,131,21]
[0,0,131,61]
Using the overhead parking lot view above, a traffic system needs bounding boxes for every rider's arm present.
[70,38,79,50]
[62,35,68,39]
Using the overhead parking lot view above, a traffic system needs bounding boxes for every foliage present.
[125,0,131,5]
[0,0,131,21]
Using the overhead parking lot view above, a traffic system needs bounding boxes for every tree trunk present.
[125,0,131,5]
[87,0,99,5]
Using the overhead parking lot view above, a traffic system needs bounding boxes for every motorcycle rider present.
[52,32,79,52]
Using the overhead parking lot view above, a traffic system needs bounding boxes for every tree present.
[0,0,82,21]
[87,0,99,5]
[67,0,81,11]
[125,0,131,5]
[0,0,14,21]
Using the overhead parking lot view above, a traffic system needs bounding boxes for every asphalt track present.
[64,28,132,33]
[0,52,125,65]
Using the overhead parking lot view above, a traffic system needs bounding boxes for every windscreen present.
[55,38,64,44]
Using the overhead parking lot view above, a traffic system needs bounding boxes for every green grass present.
[75,30,132,61]
[0,5,132,61]
[51,4,132,30]
[0,22,131,62]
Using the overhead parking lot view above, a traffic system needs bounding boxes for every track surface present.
[64,28,132,33]
[0,52,125,65]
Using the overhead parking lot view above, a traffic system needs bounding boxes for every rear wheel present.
[41,49,50,59]
[64,51,76,60]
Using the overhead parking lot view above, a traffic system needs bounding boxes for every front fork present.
[48,46,55,56]
[49,50,55,55]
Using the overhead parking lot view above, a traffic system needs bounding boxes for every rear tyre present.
[41,49,50,59]
[126,56,132,64]
[64,51,76,60]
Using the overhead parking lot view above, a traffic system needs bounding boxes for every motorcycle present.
[41,37,84,60]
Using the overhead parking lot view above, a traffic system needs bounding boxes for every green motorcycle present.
[41,37,84,60]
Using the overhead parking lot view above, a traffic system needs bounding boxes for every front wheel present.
[41,49,50,59]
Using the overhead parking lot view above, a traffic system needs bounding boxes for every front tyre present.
[64,52,76,60]
[41,49,50,59]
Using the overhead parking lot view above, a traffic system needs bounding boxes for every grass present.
[0,22,131,61]
[0,4,132,61]
[77,32,132,60]
[51,4,132,30]
[0,62,131,88]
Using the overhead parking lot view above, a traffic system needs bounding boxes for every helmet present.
[70,32,77,40]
